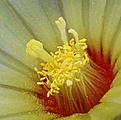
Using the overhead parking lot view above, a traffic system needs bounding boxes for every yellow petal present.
[57,113,91,120]
[89,102,121,120]
[101,86,121,104]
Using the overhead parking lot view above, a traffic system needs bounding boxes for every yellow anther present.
[69,39,75,46]
[26,39,54,63]
[53,90,60,94]
[78,39,88,50]
[40,77,46,81]
[47,89,59,97]
[75,78,80,81]
[47,89,53,97]
[34,67,39,72]
[34,67,43,75]
[79,38,87,43]
[37,81,45,85]
[80,43,87,50]
[55,17,68,44]
[51,83,60,91]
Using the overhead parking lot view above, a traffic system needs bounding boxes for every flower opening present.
[26,17,114,117]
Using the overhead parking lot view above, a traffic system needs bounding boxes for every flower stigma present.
[26,17,113,117]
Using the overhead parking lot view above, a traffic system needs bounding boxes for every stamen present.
[55,17,68,44]
[26,19,89,97]
[26,39,54,63]
[78,39,87,49]
[26,25,89,97]
[34,38,89,97]
[68,29,79,43]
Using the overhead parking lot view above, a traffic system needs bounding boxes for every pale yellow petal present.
[102,0,121,61]
[61,0,84,38]
[57,113,91,120]
[0,64,40,92]
[111,69,121,87]
[89,102,121,120]
[113,53,121,74]
[110,26,121,68]
[8,0,62,52]
[101,86,121,104]
[88,0,106,57]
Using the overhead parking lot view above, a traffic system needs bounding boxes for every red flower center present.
[36,49,114,117]
[26,17,114,118]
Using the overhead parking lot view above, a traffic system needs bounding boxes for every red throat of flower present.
[26,17,114,117]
